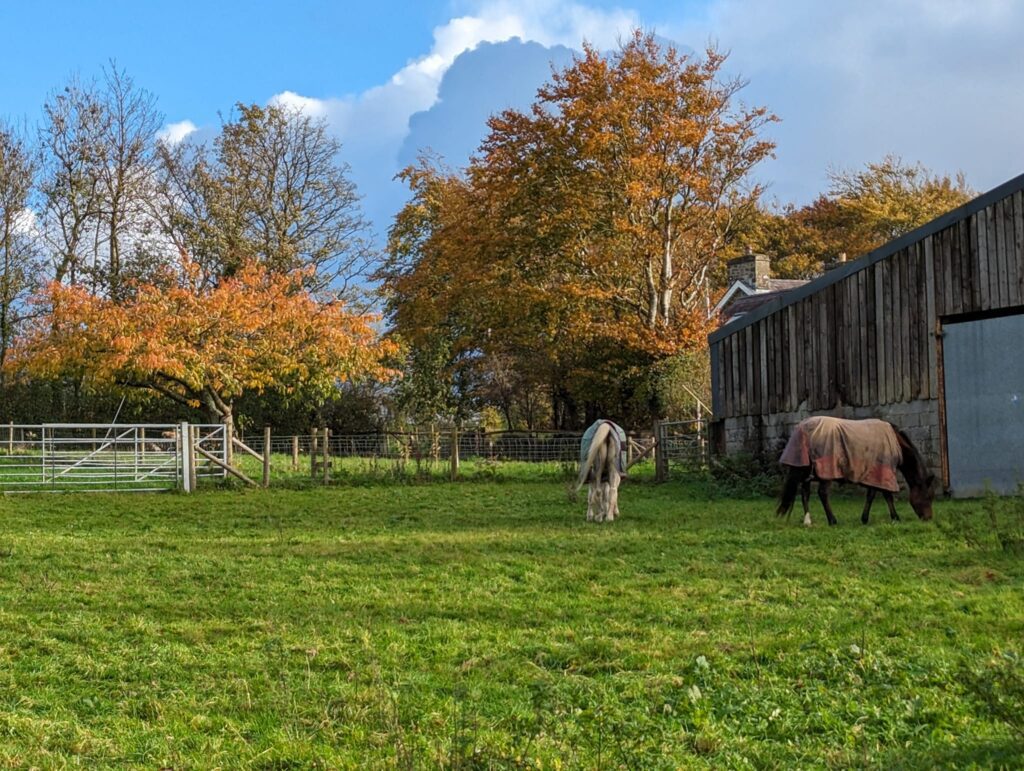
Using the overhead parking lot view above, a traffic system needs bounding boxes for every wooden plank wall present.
[714,189,1024,418]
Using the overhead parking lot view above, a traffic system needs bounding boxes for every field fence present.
[242,430,634,464]
[1,420,711,493]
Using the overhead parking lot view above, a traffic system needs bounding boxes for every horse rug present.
[579,420,628,478]
[779,416,901,492]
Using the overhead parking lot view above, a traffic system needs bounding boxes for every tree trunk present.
[659,201,673,325]
[645,260,658,329]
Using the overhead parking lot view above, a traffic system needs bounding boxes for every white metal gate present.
[657,419,711,471]
[0,423,227,493]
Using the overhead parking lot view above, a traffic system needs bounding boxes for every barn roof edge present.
[707,170,1024,345]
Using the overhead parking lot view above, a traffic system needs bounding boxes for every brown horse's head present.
[892,425,936,521]
[908,473,936,520]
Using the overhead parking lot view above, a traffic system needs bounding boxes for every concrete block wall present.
[720,398,942,484]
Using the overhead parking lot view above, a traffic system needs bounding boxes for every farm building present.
[708,172,1024,497]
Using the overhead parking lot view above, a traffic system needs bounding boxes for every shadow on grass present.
[882,737,1023,770]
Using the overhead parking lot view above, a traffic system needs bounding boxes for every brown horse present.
[776,416,935,526]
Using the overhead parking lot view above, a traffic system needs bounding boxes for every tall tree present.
[37,67,162,294]
[95,65,161,296]
[476,32,776,338]
[0,124,38,380]
[38,76,107,286]
[158,104,371,291]
[383,33,776,426]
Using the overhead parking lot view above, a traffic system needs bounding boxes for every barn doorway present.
[942,311,1024,496]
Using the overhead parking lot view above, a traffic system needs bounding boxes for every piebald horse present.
[575,420,625,523]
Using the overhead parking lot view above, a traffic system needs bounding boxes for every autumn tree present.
[475,32,776,339]
[826,155,972,253]
[157,103,371,292]
[383,33,775,427]
[739,156,973,279]
[8,260,397,428]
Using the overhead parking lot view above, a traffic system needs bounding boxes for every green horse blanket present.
[579,420,628,477]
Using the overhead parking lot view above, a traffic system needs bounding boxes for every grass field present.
[0,473,1021,768]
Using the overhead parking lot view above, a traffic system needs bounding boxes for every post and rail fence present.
[0,418,710,494]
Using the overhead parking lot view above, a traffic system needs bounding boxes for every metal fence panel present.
[0,423,226,493]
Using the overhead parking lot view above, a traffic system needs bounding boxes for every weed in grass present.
[958,649,1024,741]
[936,489,1024,554]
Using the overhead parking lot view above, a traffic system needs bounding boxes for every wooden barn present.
[708,173,1024,497]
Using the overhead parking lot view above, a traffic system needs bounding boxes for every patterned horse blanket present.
[780,416,902,492]
[579,420,628,477]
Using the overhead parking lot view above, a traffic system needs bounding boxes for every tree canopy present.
[382,32,777,427]
[739,156,974,279]
[8,261,397,426]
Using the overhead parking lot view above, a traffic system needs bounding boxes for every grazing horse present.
[575,420,627,522]
[777,416,935,526]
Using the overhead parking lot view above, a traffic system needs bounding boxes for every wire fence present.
[240,430,612,464]
[0,420,712,493]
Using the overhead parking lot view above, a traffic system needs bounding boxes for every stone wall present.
[717,398,942,483]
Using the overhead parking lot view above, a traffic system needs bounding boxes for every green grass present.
[0,475,1021,768]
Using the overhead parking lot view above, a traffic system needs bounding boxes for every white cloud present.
[255,0,641,235]
[156,119,198,146]
[665,0,1024,203]
[268,91,330,118]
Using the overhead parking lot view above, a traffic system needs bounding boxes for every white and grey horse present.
[575,420,626,522]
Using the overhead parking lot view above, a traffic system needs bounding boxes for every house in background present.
[711,249,810,325]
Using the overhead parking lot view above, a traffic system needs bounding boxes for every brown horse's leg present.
[801,478,813,526]
[883,491,900,522]
[818,480,838,526]
[861,488,877,525]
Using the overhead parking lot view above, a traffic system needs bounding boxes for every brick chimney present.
[824,252,848,272]
[727,247,772,291]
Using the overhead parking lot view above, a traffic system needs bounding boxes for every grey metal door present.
[943,312,1024,496]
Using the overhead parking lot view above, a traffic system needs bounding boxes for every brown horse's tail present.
[777,467,801,517]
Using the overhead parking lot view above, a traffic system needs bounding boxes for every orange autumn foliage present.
[9,260,398,422]
[383,32,776,423]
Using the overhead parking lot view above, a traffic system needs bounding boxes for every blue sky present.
[3,0,1023,240]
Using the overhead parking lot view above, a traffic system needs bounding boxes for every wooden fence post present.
[218,422,231,469]
[450,428,460,481]
[310,428,318,479]
[696,403,706,467]
[653,419,668,483]
[322,427,330,484]
[7,421,12,455]
[291,436,299,471]
[263,426,272,488]
[180,421,192,492]
[188,424,198,491]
